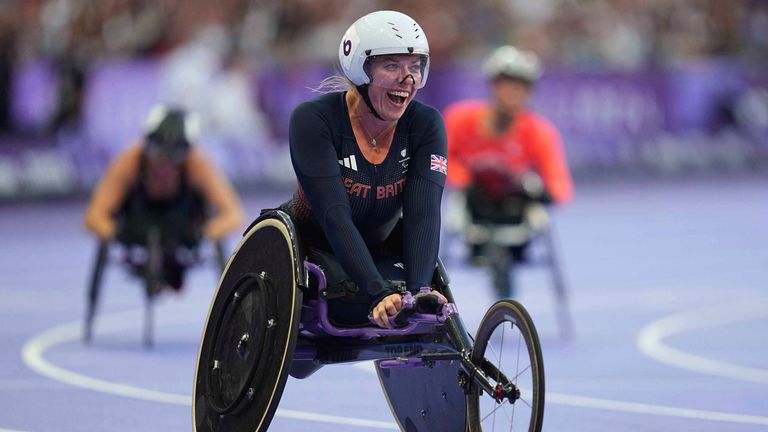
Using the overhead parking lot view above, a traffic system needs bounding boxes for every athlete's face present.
[145,153,183,198]
[366,54,423,121]
[492,77,532,116]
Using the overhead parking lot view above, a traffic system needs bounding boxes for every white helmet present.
[483,45,542,83]
[339,10,430,89]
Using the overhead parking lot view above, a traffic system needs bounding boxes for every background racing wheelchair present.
[445,163,573,340]
[83,190,227,348]
[193,209,545,431]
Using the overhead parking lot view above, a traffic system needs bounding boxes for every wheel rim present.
[206,273,273,414]
[479,322,534,430]
[471,301,543,432]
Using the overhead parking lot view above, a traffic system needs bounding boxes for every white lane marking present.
[22,308,768,429]
[273,410,396,429]
[355,354,768,426]
[20,312,398,430]
[0,428,30,432]
[21,312,191,404]
[638,299,768,384]
[545,393,768,426]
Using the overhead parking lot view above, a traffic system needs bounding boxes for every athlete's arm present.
[289,101,393,302]
[402,107,448,291]
[83,143,142,240]
[187,149,245,241]
[443,103,472,189]
[531,118,573,204]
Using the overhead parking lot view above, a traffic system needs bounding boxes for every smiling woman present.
[354,55,424,148]
[275,9,449,329]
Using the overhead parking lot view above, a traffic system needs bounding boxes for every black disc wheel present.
[194,215,303,432]
[205,272,276,414]
[467,300,545,432]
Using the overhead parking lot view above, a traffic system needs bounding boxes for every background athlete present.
[443,45,574,295]
[444,44,573,207]
[83,105,244,291]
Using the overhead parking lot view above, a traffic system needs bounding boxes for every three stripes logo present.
[338,155,358,171]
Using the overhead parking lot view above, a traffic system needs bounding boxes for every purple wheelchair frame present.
[260,208,519,415]
[289,257,474,373]
[305,261,458,339]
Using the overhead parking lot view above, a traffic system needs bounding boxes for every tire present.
[466,300,545,432]
[83,241,109,343]
[193,215,303,432]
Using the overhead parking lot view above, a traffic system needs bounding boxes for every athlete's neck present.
[346,91,397,144]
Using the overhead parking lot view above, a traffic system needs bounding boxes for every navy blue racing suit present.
[280,91,448,325]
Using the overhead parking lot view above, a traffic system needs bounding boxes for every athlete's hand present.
[371,293,403,328]
[430,289,449,306]
[94,218,117,241]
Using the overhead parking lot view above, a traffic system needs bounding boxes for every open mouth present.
[387,90,409,105]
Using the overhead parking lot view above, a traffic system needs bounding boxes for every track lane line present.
[354,355,768,426]
[21,311,398,430]
[638,299,768,384]
[22,307,768,429]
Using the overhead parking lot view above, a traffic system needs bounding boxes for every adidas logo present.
[338,155,358,171]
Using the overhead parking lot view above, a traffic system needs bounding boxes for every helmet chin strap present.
[355,84,385,121]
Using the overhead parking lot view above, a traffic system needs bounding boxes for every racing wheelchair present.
[83,195,227,348]
[193,209,545,431]
[445,170,573,340]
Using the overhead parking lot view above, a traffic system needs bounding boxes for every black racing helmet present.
[143,105,199,162]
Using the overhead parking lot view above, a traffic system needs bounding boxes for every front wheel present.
[466,300,545,432]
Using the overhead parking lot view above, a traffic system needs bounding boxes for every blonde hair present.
[311,75,356,94]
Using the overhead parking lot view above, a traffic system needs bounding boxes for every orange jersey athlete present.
[444,45,573,204]
[444,100,573,204]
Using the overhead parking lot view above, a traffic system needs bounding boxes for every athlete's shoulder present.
[406,99,443,123]
[517,110,562,146]
[399,101,445,145]
[115,142,144,167]
[519,110,558,134]
[291,92,345,121]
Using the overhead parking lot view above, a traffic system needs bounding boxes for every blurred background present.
[1,2,767,431]
[0,0,766,200]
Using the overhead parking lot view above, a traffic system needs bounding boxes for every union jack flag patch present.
[430,154,448,175]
